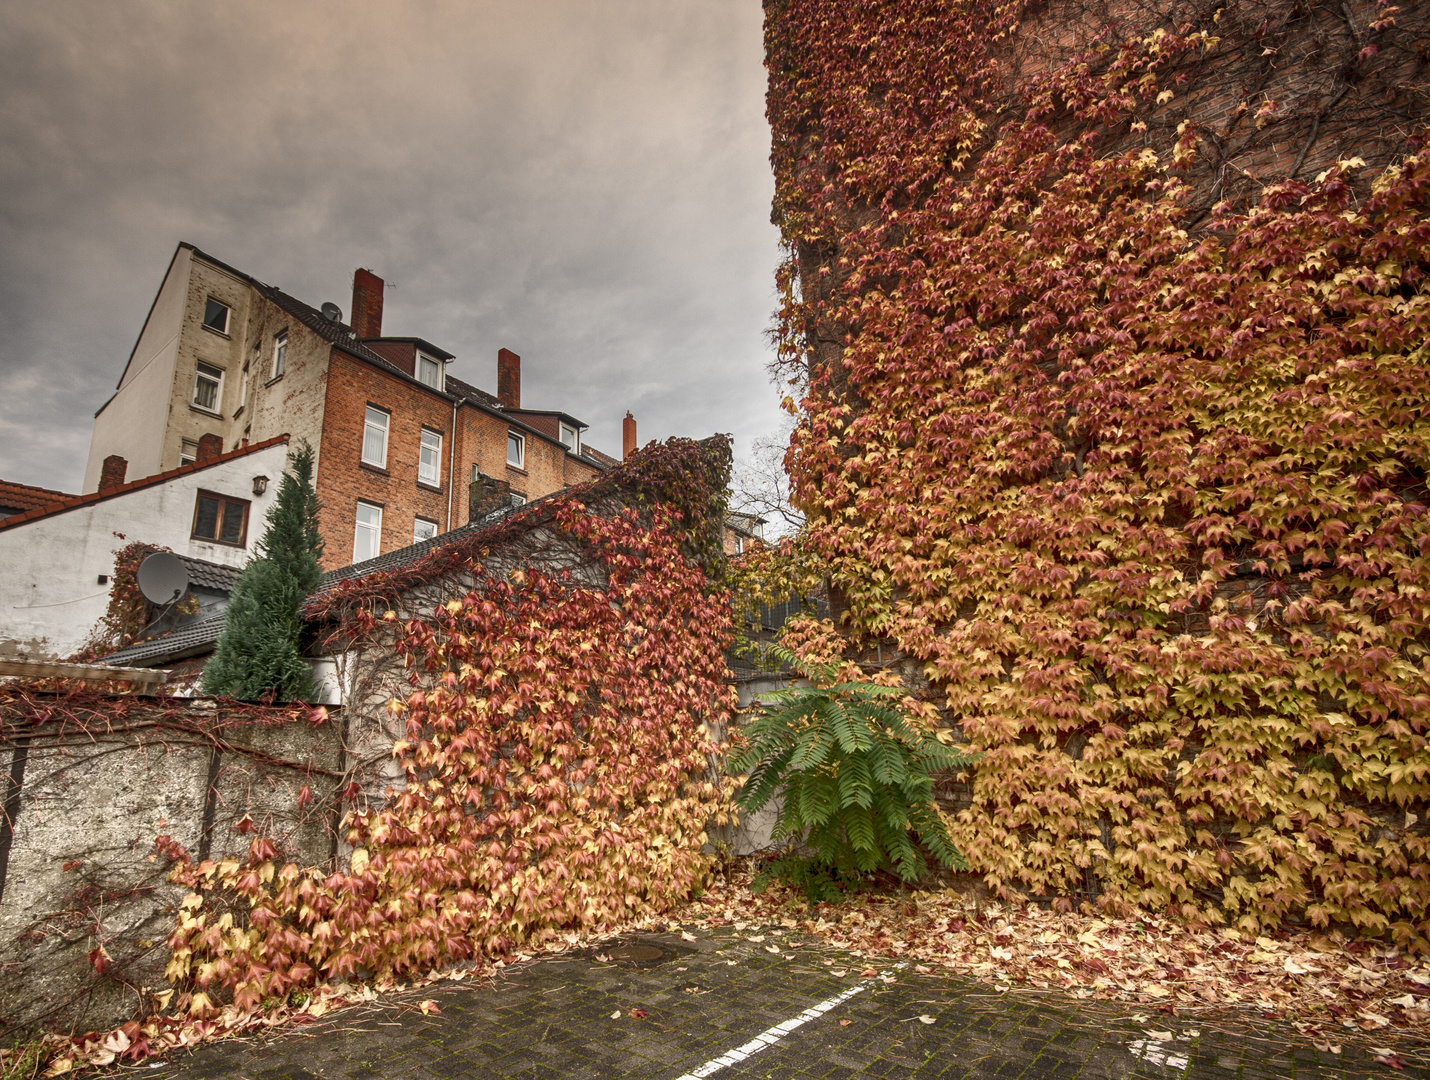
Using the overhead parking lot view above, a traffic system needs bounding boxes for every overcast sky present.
[0,0,783,491]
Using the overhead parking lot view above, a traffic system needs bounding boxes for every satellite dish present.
[320,302,342,323]
[136,552,190,605]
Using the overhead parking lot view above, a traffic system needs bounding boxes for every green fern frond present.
[731,652,980,889]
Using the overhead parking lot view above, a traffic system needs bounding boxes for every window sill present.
[416,481,443,493]
[232,405,245,420]
[506,464,528,475]
[191,535,246,548]
[359,461,389,476]
[265,373,285,386]
[189,403,224,418]
[201,325,231,340]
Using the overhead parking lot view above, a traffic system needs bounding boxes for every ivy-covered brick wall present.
[765,0,1430,943]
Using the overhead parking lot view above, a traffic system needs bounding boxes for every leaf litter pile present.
[689,867,1430,1058]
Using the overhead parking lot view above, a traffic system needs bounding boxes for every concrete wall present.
[0,441,291,660]
[0,697,344,1038]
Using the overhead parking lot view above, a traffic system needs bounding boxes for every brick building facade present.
[85,244,624,570]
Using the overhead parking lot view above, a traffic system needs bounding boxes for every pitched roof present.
[0,435,290,533]
[306,435,728,623]
[319,503,527,590]
[363,336,455,361]
[443,373,502,408]
[582,446,621,468]
[102,437,728,664]
[101,612,227,667]
[177,554,243,593]
[0,479,75,514]
[96,505,530,667]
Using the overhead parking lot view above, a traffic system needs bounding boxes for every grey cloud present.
[0,0,785,487]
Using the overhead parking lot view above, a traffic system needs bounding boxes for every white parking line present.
[672,964,907,1080]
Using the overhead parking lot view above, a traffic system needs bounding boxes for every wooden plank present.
[0,659,171,684]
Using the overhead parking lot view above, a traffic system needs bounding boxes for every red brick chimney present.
[623,412,637,460]
[497,348,521,409]
[99,455,127,492]
[196,434,223,464]
[351,269,385,339]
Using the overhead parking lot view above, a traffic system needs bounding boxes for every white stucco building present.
[0,436,291,660]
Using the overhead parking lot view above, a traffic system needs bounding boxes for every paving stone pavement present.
[142,926,1428,1080]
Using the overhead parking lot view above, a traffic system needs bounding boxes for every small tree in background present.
[203,441,323,702]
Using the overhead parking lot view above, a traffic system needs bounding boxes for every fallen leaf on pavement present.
[684,868,1430,1042]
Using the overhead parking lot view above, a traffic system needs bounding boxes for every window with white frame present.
[362,406,389,467]
[510,492,526,507]
[192,362,224,412]
[419,428,442,486]
[507,430,525,468]
[239,361,250,410]
[202,298,230,334]
[179,439,199,467]
[353,501,382,563]
[271,332,287,379]
[559,422,580,453]
[417,353,442,390]
[414,517,438,543]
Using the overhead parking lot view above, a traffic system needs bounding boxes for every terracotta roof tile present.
[0,435,290,533]
[0,479,75,515]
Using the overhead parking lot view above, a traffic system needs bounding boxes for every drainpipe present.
[446,398,458,532]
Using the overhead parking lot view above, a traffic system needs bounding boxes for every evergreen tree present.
[203,441,324,701]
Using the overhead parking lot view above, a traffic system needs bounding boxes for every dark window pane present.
[220,501,245,544]
[203,299,228,331]
[194,495,219,539]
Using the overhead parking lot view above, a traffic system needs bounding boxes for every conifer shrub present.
[203,442,323,702]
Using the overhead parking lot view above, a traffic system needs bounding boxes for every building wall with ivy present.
[766,0,1430,942]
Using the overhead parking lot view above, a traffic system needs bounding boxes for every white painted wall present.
[0,441,292,660]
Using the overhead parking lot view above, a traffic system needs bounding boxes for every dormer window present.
[203,299,230,334]
[559,422,580,453]
[417,353,443,390]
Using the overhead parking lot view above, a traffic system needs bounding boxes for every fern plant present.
[730,648,977,895]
